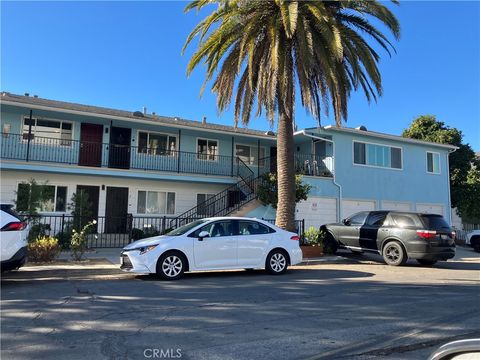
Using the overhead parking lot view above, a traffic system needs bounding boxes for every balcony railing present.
[1,133,333,178]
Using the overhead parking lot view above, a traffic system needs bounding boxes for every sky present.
[1,1,479,150]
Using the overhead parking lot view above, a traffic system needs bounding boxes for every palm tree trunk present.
[275,109,296,232]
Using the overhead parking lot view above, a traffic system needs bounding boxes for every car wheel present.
[323,232,338,254]
[417,259,437,266]
[156,252,186,280]
[382,241,407,266]
[266,250,288,275]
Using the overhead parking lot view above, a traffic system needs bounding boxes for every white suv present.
[1,204,28,272]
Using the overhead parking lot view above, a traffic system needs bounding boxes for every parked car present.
[428,339,480,360]
[321,211,456,266]
[120,217,303,280]
[1,204,28,272]
[466,230,480,253]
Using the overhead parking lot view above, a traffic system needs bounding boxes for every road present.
[1,247,479,360]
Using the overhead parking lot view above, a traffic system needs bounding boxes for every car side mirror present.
[198,231,210,240]
[342,219,351,226]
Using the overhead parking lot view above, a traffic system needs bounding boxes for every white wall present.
[0,170,227,217]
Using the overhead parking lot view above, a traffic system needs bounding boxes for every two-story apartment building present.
[0,92,456,244]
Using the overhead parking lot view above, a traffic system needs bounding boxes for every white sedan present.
[120,217,303,280]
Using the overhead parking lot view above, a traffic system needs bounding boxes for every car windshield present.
[420,215,450,231]
[166,219,209,236]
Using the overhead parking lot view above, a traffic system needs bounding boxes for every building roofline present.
[322,125,458,150]
[0,92,276,140]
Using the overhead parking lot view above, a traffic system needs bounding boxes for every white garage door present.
[416,203,444,216]
[381,201,411,212]
[296,197,337,229]
[342,199,376,219]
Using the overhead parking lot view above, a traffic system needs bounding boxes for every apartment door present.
[75,185,100,230]
[109,127,131,169]
[105,187,129,233]
[79,123,103,167]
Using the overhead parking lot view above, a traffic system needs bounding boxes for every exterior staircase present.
[168,158,264,229]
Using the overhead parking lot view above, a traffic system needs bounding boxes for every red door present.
[79,123,103,167]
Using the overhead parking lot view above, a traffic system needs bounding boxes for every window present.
[138,132,176,156]
[191,220,235,238]
[23,117,73,146]
[235,144,266,166]
[366,212,388,227]
[16,184,67,212]
[427,152,440,174]
[137,191,175,214]
[238,221,273,235]
[348,212,369,225]
[197,193,216,216]
[197,139,218,161]
[390,213,422,228]
[353,141,402,169]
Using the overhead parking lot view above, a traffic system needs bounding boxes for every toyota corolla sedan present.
[120,217,302,280]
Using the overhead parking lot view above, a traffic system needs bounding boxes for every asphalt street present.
[1,247,479,360]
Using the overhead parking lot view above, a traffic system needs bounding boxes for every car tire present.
[156,251,186,280]
[417,259,437,266]
[471,236,480,253]
[265,250,288,275]
[382,241,407,266]
[323,232,338,255]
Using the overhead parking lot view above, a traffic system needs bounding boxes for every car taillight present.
[1,221,27,231]
[416,230,437,239]
[290,235,300,241]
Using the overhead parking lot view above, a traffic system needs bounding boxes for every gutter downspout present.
[295,130,342,221]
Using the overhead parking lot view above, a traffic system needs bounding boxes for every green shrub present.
[27,223,51,243]
[70,221,96,261]
[27,236,61,262]
[304,227,324,247]
[131,228,145,240]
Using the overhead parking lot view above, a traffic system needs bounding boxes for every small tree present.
[257,173,311,209]
[69,190,93,231]
[70,221,96,261]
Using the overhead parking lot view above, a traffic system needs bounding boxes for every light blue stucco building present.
[0,91,456,238]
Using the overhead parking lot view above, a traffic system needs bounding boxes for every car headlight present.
[137,245,158,255]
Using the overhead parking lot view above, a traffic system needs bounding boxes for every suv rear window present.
[390,213,423,228]
[420,215,450,231]
[0,204,20,220]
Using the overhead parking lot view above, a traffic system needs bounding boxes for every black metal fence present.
[24,214,306,248]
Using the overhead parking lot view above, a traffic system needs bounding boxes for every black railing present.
[257,154,334,177]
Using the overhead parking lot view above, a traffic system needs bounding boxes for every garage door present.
[296,197,337,229]
[416,203,444,216]
[342,199,376,219]
[381,201,411,212]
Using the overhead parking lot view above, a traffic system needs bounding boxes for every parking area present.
[1,247,479,360]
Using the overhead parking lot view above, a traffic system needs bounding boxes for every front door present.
[359,212,388,251]
[341,212,369,248]
[192,220,237,268]
[79,123,103,167]
[75,185,100,230]
[109,127,131,169]
[105,187,129,233]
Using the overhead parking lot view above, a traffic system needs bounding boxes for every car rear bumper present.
[290,248,303,265]
[1,246,27,272]
[408,247,456,261]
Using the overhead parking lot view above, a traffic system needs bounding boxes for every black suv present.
[321,211,456,266]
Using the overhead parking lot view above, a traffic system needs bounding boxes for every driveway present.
[1,247,479,360]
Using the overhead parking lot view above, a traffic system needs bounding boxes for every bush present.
[304,227,321,246]
[27,236,61,262]
[55,221,74,250]
[70,221,96,261]
[131,228,145,240]
[143,226,160,238]
[27,223,51,242]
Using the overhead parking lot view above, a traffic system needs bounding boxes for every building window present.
[138,132,176,156]
[235,144,266,165]
[353,141,402,169]
[427,152,440,174]
[197,193,216,216]
[16,184,67,212]
[197,139,218,161]
[137,191,175,214]
[23,117,73,146]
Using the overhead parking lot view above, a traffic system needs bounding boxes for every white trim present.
[293,130,334,143]
[446,148,456,225]
[323,125,458,150]
[21,115,74,147]
[3,100,275,140]
[196,137,220,162]
[426,151,441,175]
[15,181,69,214]
[234,142,266,166]
[136,189,176,215]
[352,140,403,170]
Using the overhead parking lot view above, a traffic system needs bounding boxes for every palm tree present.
[183,0,400,231]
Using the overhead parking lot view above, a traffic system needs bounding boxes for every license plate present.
[441,234,448,240]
